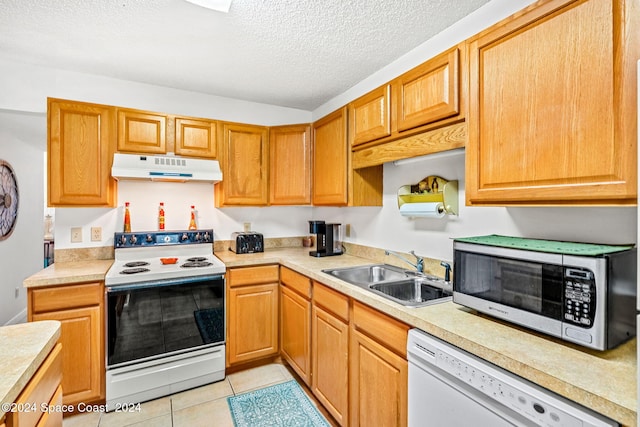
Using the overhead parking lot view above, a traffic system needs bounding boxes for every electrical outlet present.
[71,227,82,243]
[15,287,19,298]
[345,224,351,237]
[243,222,251,232]
[91,227,102,242]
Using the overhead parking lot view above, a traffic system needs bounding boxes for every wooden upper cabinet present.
[216,122,269,206]
[175,117,217,158]
[312,107,349,206]
[48,98,117,207]
[269,124,312,205]
[117,108,167,154]
[466,0,638,205]
[392,46,461,133]
[349,85,391,147]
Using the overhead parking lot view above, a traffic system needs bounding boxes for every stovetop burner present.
[186,257,207,262]
[120,267,151,275]
[124,261,151,268]
[106,229,226,286]
[181,261,213,268]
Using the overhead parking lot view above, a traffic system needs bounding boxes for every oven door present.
[453,243,564,336]
[106,274,225,369]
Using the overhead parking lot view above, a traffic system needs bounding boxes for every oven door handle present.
[106,274,225,293]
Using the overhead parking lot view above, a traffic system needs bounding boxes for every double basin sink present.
[322,264,452,308]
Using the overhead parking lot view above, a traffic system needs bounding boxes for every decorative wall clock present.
[0,160,18,240]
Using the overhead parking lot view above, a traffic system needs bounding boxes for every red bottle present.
[188,205,197,230]
[158,202,165,230]
[123,202,131,232]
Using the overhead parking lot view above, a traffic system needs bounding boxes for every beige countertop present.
[217,247,637,427]
[23,259,113,288]
[0,320,61,419]
[20,247,637,425]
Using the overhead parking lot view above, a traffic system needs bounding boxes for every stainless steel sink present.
[322,264,452,307]
[369,279,452,307]
[322,264,409,287]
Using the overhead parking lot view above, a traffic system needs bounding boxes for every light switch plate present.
[71,227,82,243]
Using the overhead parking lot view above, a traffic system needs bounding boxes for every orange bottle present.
[158,202,165,230]
[123,202,131,232]
[188,205,197,230]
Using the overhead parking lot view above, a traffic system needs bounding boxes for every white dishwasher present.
[407,329,618,427]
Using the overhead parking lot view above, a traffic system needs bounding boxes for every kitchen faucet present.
[384,250,424,273]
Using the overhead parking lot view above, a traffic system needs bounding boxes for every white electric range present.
[104,229,226,411]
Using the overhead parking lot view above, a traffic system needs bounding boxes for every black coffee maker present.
[308,220,343,257]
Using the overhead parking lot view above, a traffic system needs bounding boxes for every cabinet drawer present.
[352,301,408,357]
[36,385,63,427]
[228,265,279,287]
[313,282,349,323]
[280,267,311,299]
[8,343,62,427]
[30,282,103,314]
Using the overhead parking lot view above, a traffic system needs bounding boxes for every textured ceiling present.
[0,0,490,110]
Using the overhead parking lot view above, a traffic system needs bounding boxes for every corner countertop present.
[0,320,61,419]
[23,259,113,288]
[216,247,637,427]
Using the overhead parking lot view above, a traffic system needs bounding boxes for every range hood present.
[111,153,223,183]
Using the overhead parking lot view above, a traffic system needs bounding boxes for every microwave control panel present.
[563,268,596,327]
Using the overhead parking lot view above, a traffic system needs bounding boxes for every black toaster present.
[229,232,264,254]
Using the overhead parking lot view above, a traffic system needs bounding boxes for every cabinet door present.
[280,285,311,384]
[350,329,407,427]
[466,0,638,205]
[312,304,349,426]
[216,123,269,206]
[227,283,279,365]
[269,124,312,205]
[349,85,391,147]
[32,306,103,406]
[392,46,460,132]
[117,109,167,154]
[48,99,116,207]
[312,107,348,206]
[175,117,217,159]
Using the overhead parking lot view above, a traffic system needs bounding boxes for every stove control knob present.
[130,235,138,245]
[181,233,189,242]
[195,232,202,241]
[146,234,153,243]
[203,232,211,242]
[119,235,127,246]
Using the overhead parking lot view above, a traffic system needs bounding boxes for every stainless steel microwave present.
[453,235,636,351]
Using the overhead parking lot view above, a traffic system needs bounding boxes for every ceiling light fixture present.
[182,0,233,13]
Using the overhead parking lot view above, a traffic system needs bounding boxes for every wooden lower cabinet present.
[28,283,104,407]
[311,283,349,426]
[227,265,279,366]
[279,268,312,384]
[6,343,63,427]
[350,301,409,427]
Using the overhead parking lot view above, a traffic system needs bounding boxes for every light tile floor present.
[63,363,299,427]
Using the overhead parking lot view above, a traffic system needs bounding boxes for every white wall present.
[55,181,313,248]
[0,110,46,325]
[315,154,637,264]
[0,57,311,126]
